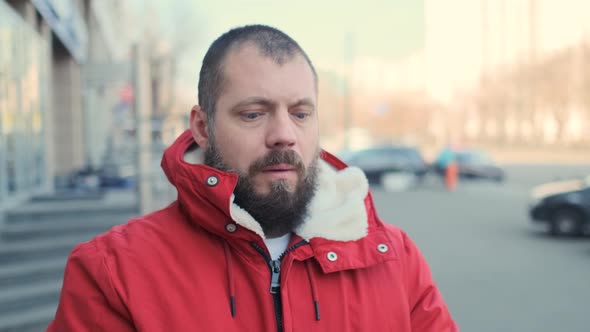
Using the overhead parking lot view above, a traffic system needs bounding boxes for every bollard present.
[445,163,459,191]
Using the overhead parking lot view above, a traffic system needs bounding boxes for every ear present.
[190,105,210,150]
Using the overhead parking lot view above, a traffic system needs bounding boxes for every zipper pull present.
[269,260,281,294]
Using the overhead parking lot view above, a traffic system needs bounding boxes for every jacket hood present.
[161,130,373,243]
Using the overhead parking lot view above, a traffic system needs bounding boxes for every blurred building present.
[0,0,142,209]
[423,0,590,147]
[82,0,132,170]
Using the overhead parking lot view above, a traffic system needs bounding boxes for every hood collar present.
[162,130,370,242]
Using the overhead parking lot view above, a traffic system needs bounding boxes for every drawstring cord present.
[305,259,321,321]
[223,241,236,317]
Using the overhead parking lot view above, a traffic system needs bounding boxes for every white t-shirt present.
[264,233,291,260]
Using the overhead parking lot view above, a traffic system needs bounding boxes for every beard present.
[204,138,319,238]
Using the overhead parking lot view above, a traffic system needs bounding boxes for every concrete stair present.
[0,190,138,331]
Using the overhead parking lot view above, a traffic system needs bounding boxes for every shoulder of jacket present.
[381,222,405,241]
[88,201,194,256]
[380,222,416,252]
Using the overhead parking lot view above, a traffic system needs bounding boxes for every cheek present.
[300,132,320,165]
[214,134,259,173]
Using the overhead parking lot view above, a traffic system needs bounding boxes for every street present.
[372,165,590,332]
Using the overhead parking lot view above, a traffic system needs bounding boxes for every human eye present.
[291,109,311,120]
[293,112,309,120]
[240,111,264,121]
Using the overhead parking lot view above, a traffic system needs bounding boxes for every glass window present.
[0,2,48,199]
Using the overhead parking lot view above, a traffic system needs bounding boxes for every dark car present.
[98,163,137,189]
[339,145,429,186]
[528,176,590,236]
[455,149,505,182]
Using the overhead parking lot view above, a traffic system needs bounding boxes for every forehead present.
[219,43,316,102]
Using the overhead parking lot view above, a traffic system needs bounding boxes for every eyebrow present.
[231,97,315,111]
[231,97,276,110]
[289,98,315,109]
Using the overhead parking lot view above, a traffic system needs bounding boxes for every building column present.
[52,41,85,176]
[5,0,36,26]
[40,20,55,191]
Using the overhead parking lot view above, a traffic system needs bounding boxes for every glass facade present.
[0,2,48,201]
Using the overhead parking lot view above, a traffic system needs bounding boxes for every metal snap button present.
[327,252,338,262]
[206,176,218,187]
[225,223,237,233]
[377,244,389,253]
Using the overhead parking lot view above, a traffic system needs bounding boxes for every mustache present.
[249,150,305,176]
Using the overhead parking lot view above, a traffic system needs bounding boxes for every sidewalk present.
[4,189,138,219]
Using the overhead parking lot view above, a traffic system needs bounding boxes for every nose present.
[265,109,297,149]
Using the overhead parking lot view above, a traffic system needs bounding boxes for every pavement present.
[372,164,590,332]
[4,190,138,218]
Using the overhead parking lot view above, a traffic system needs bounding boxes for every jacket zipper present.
[251,240,308,332]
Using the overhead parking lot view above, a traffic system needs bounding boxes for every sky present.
[190,0,425,63]
[140,0,425,85]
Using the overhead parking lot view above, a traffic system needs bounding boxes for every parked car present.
[98,163,137,189]
[339,145,429,186]
[528,175,590,236]
[454,149,505,182]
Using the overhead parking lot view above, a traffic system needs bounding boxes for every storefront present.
[0,1,49,204]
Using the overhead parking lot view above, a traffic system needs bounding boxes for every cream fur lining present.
[296,162,369,241]
[183,149,369,241]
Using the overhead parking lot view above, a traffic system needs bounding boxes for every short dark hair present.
[198,24,318,129]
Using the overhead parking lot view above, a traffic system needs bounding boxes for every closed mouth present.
[262,164,296,172]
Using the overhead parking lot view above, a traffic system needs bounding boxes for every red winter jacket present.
[47,130,458,331]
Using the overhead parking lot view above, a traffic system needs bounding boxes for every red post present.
[445,163,458,191]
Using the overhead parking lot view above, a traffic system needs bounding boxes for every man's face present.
[205,43,320,195]
[192,43,320,237]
